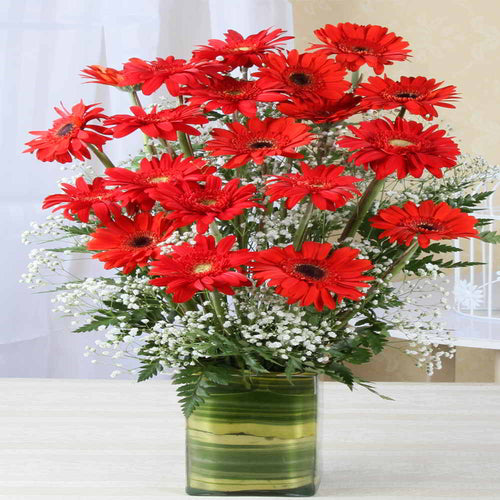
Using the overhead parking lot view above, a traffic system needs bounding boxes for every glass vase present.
[186,372,319,496]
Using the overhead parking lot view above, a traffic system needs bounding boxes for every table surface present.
[1,379,499,500]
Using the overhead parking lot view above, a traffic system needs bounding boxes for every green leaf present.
[172,364,234,418]
[440,260,484,269]
[46,245,93,253]
[73,313,117,332]
[137,361,162,382]
[285,357,303,381]
[323,362,354,388]
[422,243,462,253]
[480,230,500,244]
[345,347,372,364]
[354,378,394,401]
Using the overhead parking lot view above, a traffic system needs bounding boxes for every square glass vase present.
[186,372,319,496]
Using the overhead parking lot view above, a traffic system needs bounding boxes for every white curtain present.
[0,0,293,378]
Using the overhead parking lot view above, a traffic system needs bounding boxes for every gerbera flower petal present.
[254,49,350,100]
[181,76,286,117]
[266,162,362,210]
[104,153,214,212]
[105,105,208,141]
[337,117,460,180]
[251,242,373,311]
[205,116,314,169]
[278,93,364,123]
[42,177,122,223]
[80,65,127,87]
[191,28,293,69]
[355,75,459,120]
[151,176,262,233]
[24,101,112,164]
[370,200,479,248]
[149,234,252,302]
[87,213,174,274]
[308,22,411,74]
[122,56,225,96]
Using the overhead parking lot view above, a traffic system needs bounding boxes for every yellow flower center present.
[149,176,170,183]
[193,262,213,274]
[199,198,217,206]
[389,139,414,147]
[234,46,253,52]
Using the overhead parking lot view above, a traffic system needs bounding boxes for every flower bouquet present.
[23,23,499,496]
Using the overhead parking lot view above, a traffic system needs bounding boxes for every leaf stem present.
[88,144,116,169]
[339,178,384,242]
[128,90,157,156]
[293,200,314,250]
[206,290,225,329]
[177,131,193,157]
[210,222,222,242]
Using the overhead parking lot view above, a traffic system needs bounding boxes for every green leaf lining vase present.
[186,373,319,496]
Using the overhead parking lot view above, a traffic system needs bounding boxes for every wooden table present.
[1,379,499,499]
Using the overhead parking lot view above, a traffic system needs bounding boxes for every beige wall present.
[291,0,500,382]
[291,0,500,165]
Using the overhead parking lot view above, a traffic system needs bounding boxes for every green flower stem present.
[210,222,223,242]
[293,200,315,250]
[334,241,419,330]
[88,144,116,169]
[398,106,406,118]
[128,90,157,156]
[350,70,362,90]
[339,178,385,242]
[130,90,143,108]
[381,241,419,281]
[177,131,194,157]
[207,290,225,329]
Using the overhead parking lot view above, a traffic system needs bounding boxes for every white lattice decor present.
[454,182,500,320]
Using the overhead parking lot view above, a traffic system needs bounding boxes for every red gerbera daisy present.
[105,105,207,140]
[254,50,350,100]
[149,234,251,302]
[181,76,286,117]
[24,101,111,164]
[191,28,293,69]
[355,76,459,120]
[337,117,460,179]
[152,175,261,234]
[122,56,224,96]
[42,177,121,223]
[309,22,411,74]
[370,200,479,248]
[266,162,362,210]
[278,93,364,123]
[87,212,173,274]
[80,65,127,87]
[251,242,373,311]
[205,117,314,169]
[104,154,214,211]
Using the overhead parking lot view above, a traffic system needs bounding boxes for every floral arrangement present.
[23,23,499,416]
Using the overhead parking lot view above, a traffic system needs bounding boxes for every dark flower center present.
[295,263,326,280]
[416,223,437,232]
[129,235,153,247]
[249,140,274,149]
[56,123,75,136]
[395,92,419,99]
[352,46,370,53]
[289,72,312,86]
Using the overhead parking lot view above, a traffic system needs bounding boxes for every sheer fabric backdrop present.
[0,0,293,378]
